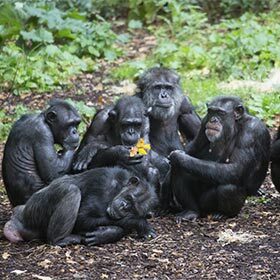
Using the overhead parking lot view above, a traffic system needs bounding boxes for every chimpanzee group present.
[2,67,277,247]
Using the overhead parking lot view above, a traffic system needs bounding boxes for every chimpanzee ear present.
[234,105,244,120]
[108,110,117,122]
[45,111,57,123]
[128,176,140,186]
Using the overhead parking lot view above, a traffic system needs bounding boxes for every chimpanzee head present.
[203,96,246,143]
[107,176,157,220]
[136,67,184,121]
[44,99,81,149]
[108,96,150,146]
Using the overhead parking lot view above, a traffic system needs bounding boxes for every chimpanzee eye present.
[120,200,129,210]
[218,110,227,116]
[165,85,173,91]
[153,85,162,92]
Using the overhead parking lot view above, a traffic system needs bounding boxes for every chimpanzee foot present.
[54,234,82,247]
[212,213,226,220]
[175,210,199,223]
[140,228,157,240]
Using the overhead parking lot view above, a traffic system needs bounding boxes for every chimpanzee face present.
[139,68,183,121]
[110,106,145,146]
[45,103,81,150]
[204,98,244,143]
[107,177,154,220]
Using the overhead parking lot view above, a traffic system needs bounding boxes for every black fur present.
[2,99,81,206]
[3,167,158,246]
[135,67,201,156]
[166,96,270,220]
[73,96,170,189]
[271,127,280,192]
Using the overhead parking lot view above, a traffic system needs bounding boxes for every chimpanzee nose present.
[128,128,135,135]
[210,116,218,123]
[160,91,168,99]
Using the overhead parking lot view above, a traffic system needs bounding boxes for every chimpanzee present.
[3,167,158,246]
[271,127,280,192]
[2,99,81,206]
[135,67,201,157]
[166,96,270,221]
[73,96,170,188]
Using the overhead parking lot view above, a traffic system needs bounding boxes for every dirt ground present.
[0,174,279,280]
[0,30,279,280]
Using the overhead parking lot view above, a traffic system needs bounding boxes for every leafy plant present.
[0,2,120,93]
[66,99,96,135]
[0,105,32,141]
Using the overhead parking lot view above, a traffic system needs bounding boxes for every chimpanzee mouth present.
[205,123,221,132]
[122,139,137,146]
[155,103,172,108]
[205,127,220,132]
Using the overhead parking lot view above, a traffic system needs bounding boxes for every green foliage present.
[0,105,32,141]
[127,0,279,24]
[66,99,96,135]
[247,92,280,126]
[0,2,119,93]
[113,9,280,124]
[0,99,95,142]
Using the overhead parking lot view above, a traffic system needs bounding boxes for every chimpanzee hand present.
[168,150,188,166]
[73,147,97,171]
[112,145,143,165]
[82,226,125,246]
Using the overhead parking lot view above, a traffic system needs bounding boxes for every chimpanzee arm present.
[72,140,109,171]
[77,106,113,150]
[178,97,201,141]
[271,140,280,161]
[34,141,74,183]
[184,125,209,156]
[88,146,142,168]
[170,147,250,186]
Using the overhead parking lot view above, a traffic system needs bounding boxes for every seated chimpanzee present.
[271,127,280,192]
[135,67,201,157]
[2,99,81,206]
[73,96,170,189]
[165,96,270,221]
[4,167,158,246]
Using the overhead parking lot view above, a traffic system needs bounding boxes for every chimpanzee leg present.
[200,184,245,218]
[47,184,81,245]
[172,171,200,221]
[83,226,125,246]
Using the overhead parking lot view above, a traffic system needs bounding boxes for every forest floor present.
[0,29,279,280]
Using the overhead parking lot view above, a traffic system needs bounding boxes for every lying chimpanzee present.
[2,99,81,206]
[166,96,270,221]
[271,127,280,192]
[135,67,201,157]
[73,96,170,188]
[4,167,157,246]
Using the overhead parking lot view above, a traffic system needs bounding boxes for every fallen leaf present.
[11,270,27,275]
[37,259,51,269]
[217,229,267,245]
[2,252,10,260]
[32,274,52,280]
[101,273,109,279]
